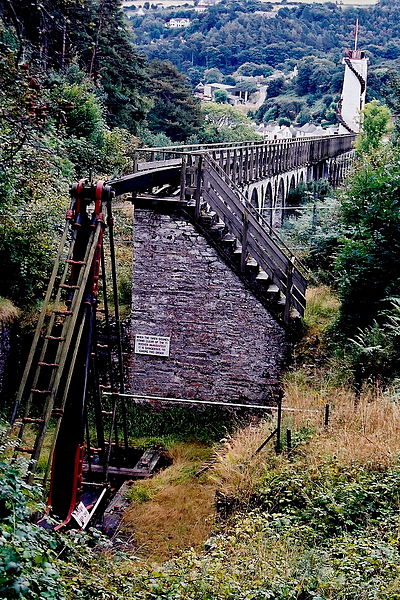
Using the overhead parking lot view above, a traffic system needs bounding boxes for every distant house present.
[166,17,191,28]
[257,122,339,140]
[195,0,219,12]
[202,82,243,105]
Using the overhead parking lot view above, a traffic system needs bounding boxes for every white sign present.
[71,501,90,528]
[134,334,171,357]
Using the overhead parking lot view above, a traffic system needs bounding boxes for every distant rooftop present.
[257,0,378,5]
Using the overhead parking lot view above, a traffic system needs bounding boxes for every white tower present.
[338,21,368,134]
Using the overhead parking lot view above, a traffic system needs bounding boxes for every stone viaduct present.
[116,134,356,406]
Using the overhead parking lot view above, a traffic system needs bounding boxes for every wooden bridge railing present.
[191,153,308,318]
[135,134,356,187]
[130,134,356,318]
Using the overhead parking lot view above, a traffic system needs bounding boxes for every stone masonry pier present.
[127,205,286,404]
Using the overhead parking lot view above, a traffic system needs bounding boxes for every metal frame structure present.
[11,180,128,525]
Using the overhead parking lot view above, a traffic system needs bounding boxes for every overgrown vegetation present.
[3,2,400,599]
[5,368,400,599]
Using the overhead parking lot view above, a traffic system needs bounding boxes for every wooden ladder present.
[12,216,103,484]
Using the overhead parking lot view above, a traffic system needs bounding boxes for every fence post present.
[286,428,292,452]
[180,155,187,202]
[275,394,282,454]
[194,154,203,219]
[324,403,330,427]
[283,257,294,324]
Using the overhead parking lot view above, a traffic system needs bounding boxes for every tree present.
[0,0,149,133]
[146,60,202,142]
[267,77,285,98]
[333,143,400,342]
[213,89,228,103]
[199,102,260,143]
[236,62,273,77]
[295,56,337,96]
[356,100,391,157]
[87,0,148,132]
[204,67,224,83]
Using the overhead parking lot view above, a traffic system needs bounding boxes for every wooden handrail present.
[201,155,307,316]
[137,133,355,155]
[203,154,309,279]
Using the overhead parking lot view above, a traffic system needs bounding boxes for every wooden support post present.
[232,149,237,183]
[324,403,330,427]
[226,149,231,177]
[132,153,138,173]
[194,155,203,219]
[238,148,244,184]
[180,155,187,202]
[284,257,294,325]
[240,211,249,272]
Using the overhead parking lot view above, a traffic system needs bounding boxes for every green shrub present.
[0,451,66,599]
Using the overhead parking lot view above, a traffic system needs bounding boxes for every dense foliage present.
[0,439,65,599]
[130,0,400,97]
[128,0,400,126]
[146,60,202,141]
[4,413,400,600]
[0,0,209,307]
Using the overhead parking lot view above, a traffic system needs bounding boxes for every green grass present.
[303,285,340,333]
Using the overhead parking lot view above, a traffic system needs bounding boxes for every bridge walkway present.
[110,134,355,320]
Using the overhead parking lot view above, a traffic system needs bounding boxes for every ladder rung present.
[16,446,34,453]
[38,362,59,368]
[97,344,108,348]
[22,417,45,424]
[99,385,112,390]
[45,335,65,341]
[31,389,51,394]
[51,409,64,417]
[59,284,80,290]
[53,310,73,315]
[101,411,113,416]
[66,259,86,265]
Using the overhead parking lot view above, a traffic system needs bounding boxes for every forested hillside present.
[0,0,205,309]
[131,0,400,79]
[129,0,400,123]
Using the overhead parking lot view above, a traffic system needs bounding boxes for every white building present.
[166,17,191,28]
[195,0,220,11]
[338,48,368,133]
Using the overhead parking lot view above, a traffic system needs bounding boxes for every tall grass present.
[123,441,216,562]
[0,297,19,324]
[211,380,400,503]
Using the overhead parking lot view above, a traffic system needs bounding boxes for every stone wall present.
[127,206,286,404]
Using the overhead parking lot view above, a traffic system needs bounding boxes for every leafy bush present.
[0,445,65,599]
[334,152,400,341]
[346,298,400,388]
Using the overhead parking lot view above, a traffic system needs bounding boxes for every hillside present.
[127,0,400,111]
